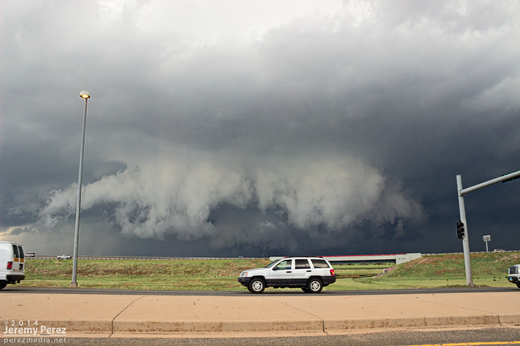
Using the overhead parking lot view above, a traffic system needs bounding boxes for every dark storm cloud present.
[1,0,519,256]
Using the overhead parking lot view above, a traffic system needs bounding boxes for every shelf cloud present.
[1,0,519,256]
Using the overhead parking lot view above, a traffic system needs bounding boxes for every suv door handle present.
[286,271,291,273]
[306,270,311,272]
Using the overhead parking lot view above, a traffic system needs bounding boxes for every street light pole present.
[71,90,91,288]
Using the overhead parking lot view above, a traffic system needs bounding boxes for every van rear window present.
[12,245,19,258]
[18,246,24,259]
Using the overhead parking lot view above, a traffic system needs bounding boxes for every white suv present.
[238,257,336,293]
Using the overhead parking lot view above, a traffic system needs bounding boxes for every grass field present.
[20,258,270,291]
[17,252,520,291]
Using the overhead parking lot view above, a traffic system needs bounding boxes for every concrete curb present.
[111,315,519,335]
[113,319,324,334]
[28,314,519,335]
[498,313,520,325]
[325,315,504,332]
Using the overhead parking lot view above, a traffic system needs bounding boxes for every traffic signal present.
[456,221,465,239]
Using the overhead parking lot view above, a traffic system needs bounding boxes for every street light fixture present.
[71,90,91,287]
[80,91,90,99]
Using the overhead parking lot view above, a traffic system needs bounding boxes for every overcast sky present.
[1,0,519,257]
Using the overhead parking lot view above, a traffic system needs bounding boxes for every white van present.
[0,241,26,290]
[508,264,520,289]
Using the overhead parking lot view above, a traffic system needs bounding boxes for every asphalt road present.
[4,327,520,346]
[3,285,516,296]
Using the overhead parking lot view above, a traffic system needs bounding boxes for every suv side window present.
[295,259,310,269]
[274,260,292,271]
[311,259,329,268]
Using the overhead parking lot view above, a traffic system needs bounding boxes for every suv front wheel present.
[248,278,266,294]
[306,278,323,293]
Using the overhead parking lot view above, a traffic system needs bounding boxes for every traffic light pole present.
[456,169,520,286]
[456,175,473,286]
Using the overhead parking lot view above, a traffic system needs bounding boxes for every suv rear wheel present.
[307,278,323,293]
[248,278,265,294]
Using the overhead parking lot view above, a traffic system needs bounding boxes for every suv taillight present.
[330,269,335,276]
[7,261,13,270]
